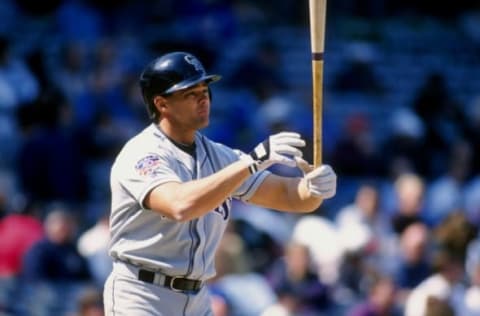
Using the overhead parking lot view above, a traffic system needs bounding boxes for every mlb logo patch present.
[135,154,162,177]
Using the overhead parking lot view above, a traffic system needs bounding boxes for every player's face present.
[161,83,211,130]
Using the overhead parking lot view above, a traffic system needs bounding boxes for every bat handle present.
[312,57,323,168]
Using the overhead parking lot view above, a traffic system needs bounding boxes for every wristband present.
[240,154,258,175]
[248,162,258,175]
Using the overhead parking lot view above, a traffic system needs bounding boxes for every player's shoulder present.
[196,133,234,154]
[114,124,172,164]
[196,132,244,162]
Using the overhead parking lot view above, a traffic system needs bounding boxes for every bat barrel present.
[309,0,327,168]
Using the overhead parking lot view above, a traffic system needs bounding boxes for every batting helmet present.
[139,52,221,121]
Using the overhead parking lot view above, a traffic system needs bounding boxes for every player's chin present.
[197,117,209,129]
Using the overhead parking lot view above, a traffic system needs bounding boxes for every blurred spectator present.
[265,241,332,314]
[208,225,276,316]
[336,183,392,257]
[232,201,295,254]
[75,286,104,316]
[71,39,123,128]
[459,10,480,45]
[0,200,44,277]
[292,215,344,286]
[424,140,473,226]
[54,0,105,43]
[77,213,111,288]
[21,206,91,282]
[210,290,229,316]
[106,72,147,131]
[390,223,432,304]
[0,35,40,166]
[226,39,286,102]
[255,94,312,140]
[260,285,301,316]
[404,247,465,316]
[332,42,385,95]
[15,92,89,205]
[171,0,239,48]
[464,175,480,226]
[337,250,373,303]
[260,289,303,316]
[382,107,427,176]
[0,35,39,109]
[232,216,284,274]
[50,41,90,106]
[390,173,426,235]
[463,96,480,174]
[347,274,400,316]
[411,71,467,177]
[424,297,455,316]
[334,184,396,302]
[433,211,477,261]
[412,72,451,126]
[460,238,480,315]
[331,113,383,177]
[213,271,276,316]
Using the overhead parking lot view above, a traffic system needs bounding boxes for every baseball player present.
[103,51,337,316]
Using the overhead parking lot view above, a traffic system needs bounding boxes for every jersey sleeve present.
[113,151,182,208]
[208,145,267,202]
[232,150,271,201]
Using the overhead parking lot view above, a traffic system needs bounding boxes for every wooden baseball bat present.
[309,0,327,168]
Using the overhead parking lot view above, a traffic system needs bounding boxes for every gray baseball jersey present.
[108,123,269,280]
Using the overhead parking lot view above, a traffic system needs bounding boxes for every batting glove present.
[245,132,306,173]
[296,157,337,199]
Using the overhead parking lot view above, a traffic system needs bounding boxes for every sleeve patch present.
[135,154,162,177]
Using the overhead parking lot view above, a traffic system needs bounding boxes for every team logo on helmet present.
[184,55,204,73]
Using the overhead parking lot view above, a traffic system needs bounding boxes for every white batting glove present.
[246,132,306,173]
[296,157,337,199]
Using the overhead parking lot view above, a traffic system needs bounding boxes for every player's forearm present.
[249,175,322,213]
[286,177,323,212]
[161,160,251,221]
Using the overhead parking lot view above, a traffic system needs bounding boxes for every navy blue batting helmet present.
[139,52,221,121]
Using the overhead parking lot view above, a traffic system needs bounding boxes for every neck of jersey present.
[170,138,196,158]
[156,125,196,158]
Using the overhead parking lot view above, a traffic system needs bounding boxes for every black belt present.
[138,269,203,292]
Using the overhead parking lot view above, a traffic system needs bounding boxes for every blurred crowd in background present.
[0,0,480,315]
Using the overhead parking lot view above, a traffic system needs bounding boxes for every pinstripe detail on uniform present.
[186,220,197,277]
[199,154,208,169]
[182,294,188,316]
[201,218,207,275]
[111,275,116,315]
[200,136,216,170]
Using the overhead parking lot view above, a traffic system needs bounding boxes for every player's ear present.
[153,95,167,113]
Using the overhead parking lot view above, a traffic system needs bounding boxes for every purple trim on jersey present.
[237,172,265,199]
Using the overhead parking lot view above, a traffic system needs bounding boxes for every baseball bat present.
[308,0,327,168]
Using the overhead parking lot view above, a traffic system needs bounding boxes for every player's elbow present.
[291,199,323,213]
[167,207,189,222]
[169,202,197,222]
[300,203,321,213]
